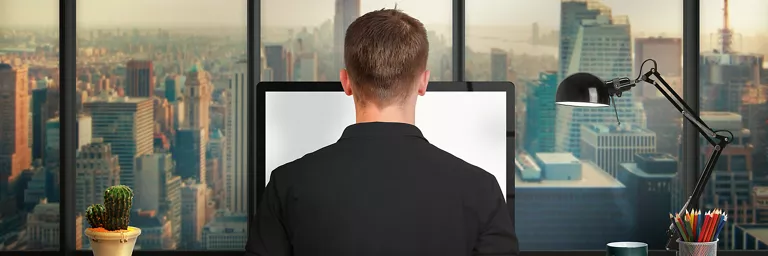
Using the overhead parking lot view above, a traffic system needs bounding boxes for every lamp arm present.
[641,70,718,145]
[636,68,733,251]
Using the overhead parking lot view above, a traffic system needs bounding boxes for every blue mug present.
[606,242,648,256]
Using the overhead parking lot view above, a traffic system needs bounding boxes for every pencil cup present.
[677,239,717,256]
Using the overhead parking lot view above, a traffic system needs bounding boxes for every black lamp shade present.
[555,72,611,107]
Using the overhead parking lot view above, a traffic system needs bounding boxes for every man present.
[245,9,518,256]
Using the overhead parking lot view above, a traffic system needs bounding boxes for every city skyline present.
[2,0,767,36]
[0,0,767,252]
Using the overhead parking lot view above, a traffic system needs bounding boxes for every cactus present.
[84,185,134,231]
[85,204,106,229]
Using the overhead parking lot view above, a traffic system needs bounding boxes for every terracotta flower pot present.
[85,227,142,256]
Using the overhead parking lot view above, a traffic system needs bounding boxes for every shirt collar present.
[339,122,428,142]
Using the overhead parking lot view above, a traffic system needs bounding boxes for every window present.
[469,0,683,250]
[75,0,247,251]
[699,0,768,250]
[0,0,61,251]
[260,0,453,82]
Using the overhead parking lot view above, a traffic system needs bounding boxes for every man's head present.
[340,9,430,109]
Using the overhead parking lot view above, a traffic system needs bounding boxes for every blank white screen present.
[264,91,507,199]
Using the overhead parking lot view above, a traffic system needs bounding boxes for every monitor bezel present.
[254,81,515,221]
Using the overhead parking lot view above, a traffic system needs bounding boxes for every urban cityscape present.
[0,0,766,252]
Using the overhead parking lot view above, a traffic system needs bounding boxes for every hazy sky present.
[1,0,766,34]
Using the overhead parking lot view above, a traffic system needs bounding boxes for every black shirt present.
[246,122,518,256]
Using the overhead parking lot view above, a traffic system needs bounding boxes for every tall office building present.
[617,153,677,249]
[264,45,289,82]
[700,52,764,113]
[524,71,558,153]
[515,152,630,250]
[634,37,683,98]
[161,165,183,248]
[0,63,32,196]
[699,112,754,249]
[135,153,174,211]
[24,165,48,207]
[227,61,248,214]
[558,0,610,81]
[76,114,93,150]
[45,118,59,169]
[201,211,248,250]
[181,180,207,249]
[642,96,683,158]
[490,48,508,81]
[165,75,182,103]
[125,60,155,97]
[555,13,645,157]
[175,129,207,183]
[75,139,120,214]
[32,87,51,160]
[25,200,60,249]
[333,0,361,72]
[207,130,226,206]
[294,52,318,81]
[184,64,212,131]
[580,124,657,177]
[740,89,768,173]
[82,93,154,189]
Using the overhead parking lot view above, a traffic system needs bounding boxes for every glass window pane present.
[0,0,60,251]
[699,0,768,250]
[260,0,453,82]
[468,0,683,250]
[75,0,247,250]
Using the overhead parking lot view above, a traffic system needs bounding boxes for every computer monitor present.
[255,82,515,208]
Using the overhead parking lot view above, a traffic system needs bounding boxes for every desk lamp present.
[554,59,734,251]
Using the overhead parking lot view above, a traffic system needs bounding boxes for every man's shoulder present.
[425,144,498,183]
[270,143,338,180]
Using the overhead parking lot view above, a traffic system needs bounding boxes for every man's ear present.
[340,69,353,96]
[417,70,430,96]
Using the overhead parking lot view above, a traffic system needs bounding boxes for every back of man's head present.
[344,9,429,108]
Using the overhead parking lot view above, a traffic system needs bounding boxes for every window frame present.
[3,0,752,255]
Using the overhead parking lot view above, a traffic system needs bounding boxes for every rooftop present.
[636,152,676,162]
[516,159,624,188]
[754,186,768,197]
[738,225,768,244]
[620,163,676,179]
[535,152,579,165]
[700,111,742,121]
[583,123,653,134]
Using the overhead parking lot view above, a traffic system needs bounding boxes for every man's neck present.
[355,104,416,125]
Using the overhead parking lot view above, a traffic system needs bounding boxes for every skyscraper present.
[227,61,248,214]
[490,48,508,81]
[524,71,558,153]
[175,128,207,183]
[0,63,32,196]
[82,93,154,189]
[555,12,645,157]
[125,60,155,97]
[634,37,683,98]
[184,64,212,131]
[580,123,657,177]
[333,0,361,72]
[294,52,319,81]
[558,0,610,81]
[165,74,182,103]
[264,45,288,82]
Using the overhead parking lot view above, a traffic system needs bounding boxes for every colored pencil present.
[697,210,703,240]
[713,214,727,240]
[708,209,721,242]
[698,211,709,242]
[671,213,688,242]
